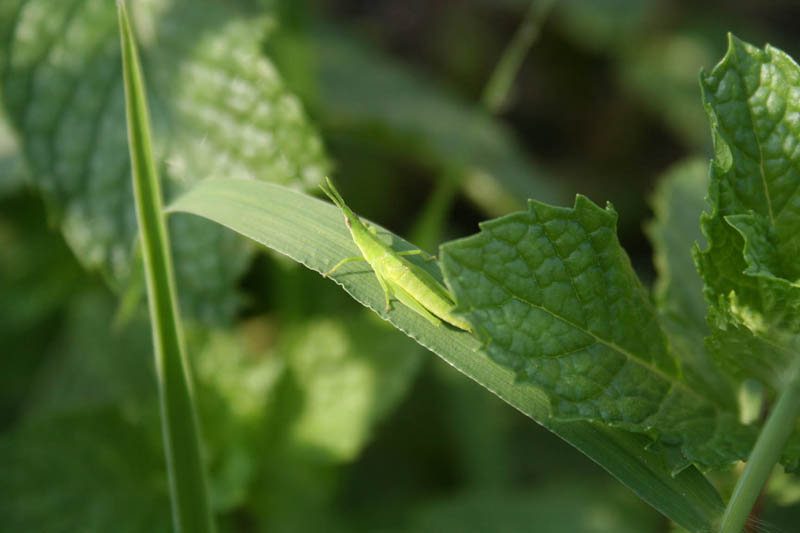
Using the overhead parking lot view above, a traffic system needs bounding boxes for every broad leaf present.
[169,178,727,531]
[697,35,800,473]
[696,36,800,470]
[0,0,329,320]
[697,35,800,342]
[440,194,754,472]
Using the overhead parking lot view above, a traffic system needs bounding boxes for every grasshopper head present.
[320,177,361,230]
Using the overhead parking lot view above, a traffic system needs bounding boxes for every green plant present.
[4,0,800,531]
[118,2,214,531]
[170,35,800,531]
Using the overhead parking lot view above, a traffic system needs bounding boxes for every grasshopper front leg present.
[323,255,365,278]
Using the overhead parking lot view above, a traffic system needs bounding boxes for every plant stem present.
[482,0,556,113]
[719,369,800,533]
[117,2,215,532]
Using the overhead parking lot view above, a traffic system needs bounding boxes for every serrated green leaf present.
[168,178,728,530]
[697,35,800,337]
[0,0,329,320]
[696,38,800,485]
[439,194,755,472]
[696,36,800,479]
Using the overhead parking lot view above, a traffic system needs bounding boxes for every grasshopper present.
[320,178,472,332]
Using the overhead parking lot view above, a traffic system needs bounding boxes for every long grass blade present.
[117,2,215,531]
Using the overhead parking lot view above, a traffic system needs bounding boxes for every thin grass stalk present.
[117,2,215,531]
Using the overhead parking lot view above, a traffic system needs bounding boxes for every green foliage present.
[169,178,727,531]
[169,30,800,528]
[439,194,753,472]
[8,0,800,530]
[0,409,171,533]
[0,0,328,321]
[0,284,424,531]
[697,36,800,392]
[0,292,167,532]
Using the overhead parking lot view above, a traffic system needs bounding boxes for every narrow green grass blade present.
[482,0,556,113]
[117,3,214,532]
[168,178,724,531]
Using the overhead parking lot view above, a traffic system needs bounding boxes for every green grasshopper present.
[320,178,472,332]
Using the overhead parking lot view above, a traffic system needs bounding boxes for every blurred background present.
[3,0,800,531]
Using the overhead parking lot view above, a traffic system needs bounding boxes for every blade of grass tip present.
[117,2,215,532]
[482,0,556,113]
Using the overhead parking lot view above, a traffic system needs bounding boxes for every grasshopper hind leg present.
[389,280,442,327]
[323,255,365,278]
[397,249,437,261]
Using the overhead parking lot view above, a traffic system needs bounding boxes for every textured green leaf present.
[0,0,329,320]
[696,36,800,477]
[313,27,565,215]
[695,36,800,465]
[440,194,754,472]
[697,35,800,337]
[169,178,727,530]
